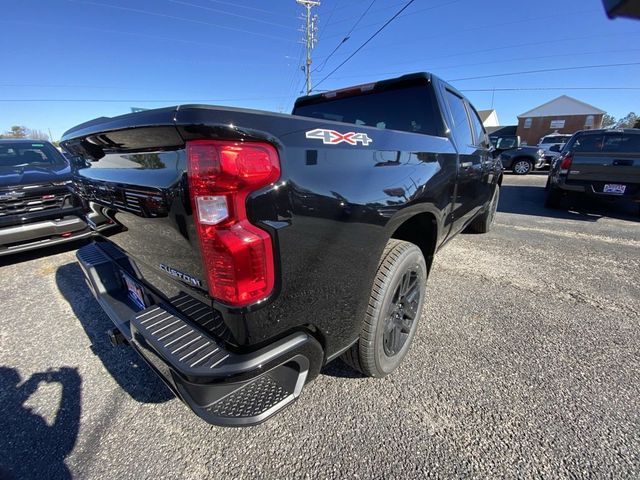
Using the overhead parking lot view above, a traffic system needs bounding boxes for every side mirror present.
[549,145,561,152]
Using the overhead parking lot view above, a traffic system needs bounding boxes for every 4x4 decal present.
[305,128,372,146]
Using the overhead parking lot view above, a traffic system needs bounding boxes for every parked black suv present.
[545,129,640,210]
[0,139,94,255]
[489,134,545,174]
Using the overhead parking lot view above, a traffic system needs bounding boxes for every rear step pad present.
[77,242,318,426]
[131,304,313,425]
[133,304,230,375]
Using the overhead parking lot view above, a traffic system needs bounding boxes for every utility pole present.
[296,0,320,95]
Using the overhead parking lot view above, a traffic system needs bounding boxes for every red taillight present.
[187,140,280,306]
[560,153,573,171]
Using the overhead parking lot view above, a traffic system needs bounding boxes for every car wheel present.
[545,186,562,209]
[342,239,427,377]
[512,159,532,175]
[468,184,499,233]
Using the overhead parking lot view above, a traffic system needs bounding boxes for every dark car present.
[62,72,503,426]
[0,139,97,255]
[545,128,640,211]
[489,134,545,174]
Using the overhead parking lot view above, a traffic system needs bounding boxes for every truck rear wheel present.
[467,185,499,233]
[342,239,427,377]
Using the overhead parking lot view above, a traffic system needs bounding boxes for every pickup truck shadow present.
[0,366,81,480]
[321,359,366,378]
[497,184,639,223]
[55,262,173,404]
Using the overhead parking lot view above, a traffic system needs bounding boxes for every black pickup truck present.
[545,128,640,210]
[62,73,502,426]
[0,139,95,255]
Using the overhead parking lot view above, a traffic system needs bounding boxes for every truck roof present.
[294,72,439,109]
[575,128,640,135]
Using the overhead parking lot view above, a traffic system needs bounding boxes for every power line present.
[317,8,599,59]
[204,0,285,16]
[165,0,295,29]
[326,48,640,81]
[321,0,463,40]
[314,0,416,89]
[461,87,640,92]
[315,0,340,41]
[66,0,294,42]
[0,96,292,103]
[0,19,288,58]
[2,87,639,105]
[448,62,640,82]
[313,0,376,73]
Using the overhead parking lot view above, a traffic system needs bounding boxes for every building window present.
[524,118,532,129]
[585,115,594,129]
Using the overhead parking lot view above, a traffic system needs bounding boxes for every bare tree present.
[0,125,49,140]
[1,125,29,138]
[28,129,50,141]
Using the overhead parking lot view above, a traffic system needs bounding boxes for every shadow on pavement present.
[55,262,173,404]
[0,366,81,480]
[498,183,639,223]
[321,358,366,379]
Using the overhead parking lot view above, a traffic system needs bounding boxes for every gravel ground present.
[1,173,638,479]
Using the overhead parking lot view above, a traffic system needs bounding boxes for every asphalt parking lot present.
[1,173,638,479]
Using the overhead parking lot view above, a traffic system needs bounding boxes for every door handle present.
[461,161,473,169]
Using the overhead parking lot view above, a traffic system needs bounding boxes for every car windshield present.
[0,142,66,168]
[542,136,571,144]
[490,136,517,149]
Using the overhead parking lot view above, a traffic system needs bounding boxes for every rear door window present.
[445,90,473,148]
[467,106,487,147]
[601,133,640,153]
[570,135,605,152]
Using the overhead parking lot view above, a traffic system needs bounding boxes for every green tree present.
[615,112,638,128]
[2,125,29,138]
[0,125,50,140]
[602,113,616,128]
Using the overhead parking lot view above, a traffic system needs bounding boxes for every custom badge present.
[305,128,372,146]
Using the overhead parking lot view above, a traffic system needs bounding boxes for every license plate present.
[603,184,626,195]
[122,273,146,309]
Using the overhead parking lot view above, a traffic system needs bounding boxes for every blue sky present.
[1,0,639,140]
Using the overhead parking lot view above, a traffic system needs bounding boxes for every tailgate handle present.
[613,159,633,166]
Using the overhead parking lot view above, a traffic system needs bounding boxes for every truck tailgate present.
[568,152,640,184]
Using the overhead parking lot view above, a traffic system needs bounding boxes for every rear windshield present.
[293,85,442,136]
[0,142,66,167]
[566,133,640,153]
[541,135,571,144]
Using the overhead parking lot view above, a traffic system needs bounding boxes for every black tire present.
[468,185,499,234]
[512,158,532,175]
[545,186,562,209]
[342,239,427,377]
